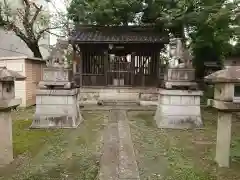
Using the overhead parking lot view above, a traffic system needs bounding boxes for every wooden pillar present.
[72,50,77,74]
[79,51,83,87]
[141,53,145,87]
[131,53,135,86]
[215,111,232,167]
[104,51,109,86]
[156,51,160,86]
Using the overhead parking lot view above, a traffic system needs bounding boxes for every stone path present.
[99,109,140,180]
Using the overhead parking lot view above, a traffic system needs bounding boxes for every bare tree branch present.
[45,30,66,37]
[22,0,34,38]
[8,22,29,44]
[1,0,70,58]
[3,0,10,22]
[36,26,65,40]
[23,0,30,23]
[30,3,43,26]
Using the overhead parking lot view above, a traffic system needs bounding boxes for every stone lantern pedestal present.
[0,67,25,167]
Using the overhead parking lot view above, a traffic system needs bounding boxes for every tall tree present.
[143,0,239,78]
[0,0,66,58]
[189,0,238,78]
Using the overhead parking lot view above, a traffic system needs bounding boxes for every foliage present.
[226,42,240,57]
[143,0,239,78]
[189,0,238,78]
[68,0,144,25]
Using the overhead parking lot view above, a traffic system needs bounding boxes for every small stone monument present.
[155,38,203,129]
[205,66,240,167]
[0,67,25,167]
[31,42,83,128]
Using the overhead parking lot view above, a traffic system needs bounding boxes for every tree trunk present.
[27,42,43,59]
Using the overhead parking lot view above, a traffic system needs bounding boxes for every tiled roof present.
[69,25,168,44]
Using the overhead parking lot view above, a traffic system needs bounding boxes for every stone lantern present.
[205,66,240,167]
[0,67,25,167]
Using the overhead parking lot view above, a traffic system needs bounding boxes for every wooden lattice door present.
[107,55,132,86]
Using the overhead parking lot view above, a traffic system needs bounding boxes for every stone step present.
[99,100,140,106]
[80,105,156,111]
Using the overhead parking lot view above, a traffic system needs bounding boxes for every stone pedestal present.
[32,67,83,128]
[154,89,203,129]
[31,88,83,128]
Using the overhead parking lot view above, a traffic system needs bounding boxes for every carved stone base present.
[163,67,198,89]
[31,88,83,128]
[154,89,203,129]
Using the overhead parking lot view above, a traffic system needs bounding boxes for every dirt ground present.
[0,107,107,180]
[128,108,240,180]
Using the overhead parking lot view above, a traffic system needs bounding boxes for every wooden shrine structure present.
[69,25,168,87]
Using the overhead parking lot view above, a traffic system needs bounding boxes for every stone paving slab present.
[118,110,140,180]
[99,109,140,180]
[99,110,119,180]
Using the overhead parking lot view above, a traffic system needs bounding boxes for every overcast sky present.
[48,0,68,45]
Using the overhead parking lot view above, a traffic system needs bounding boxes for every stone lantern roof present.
[0,67,25,81]
[205,66,240,83]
